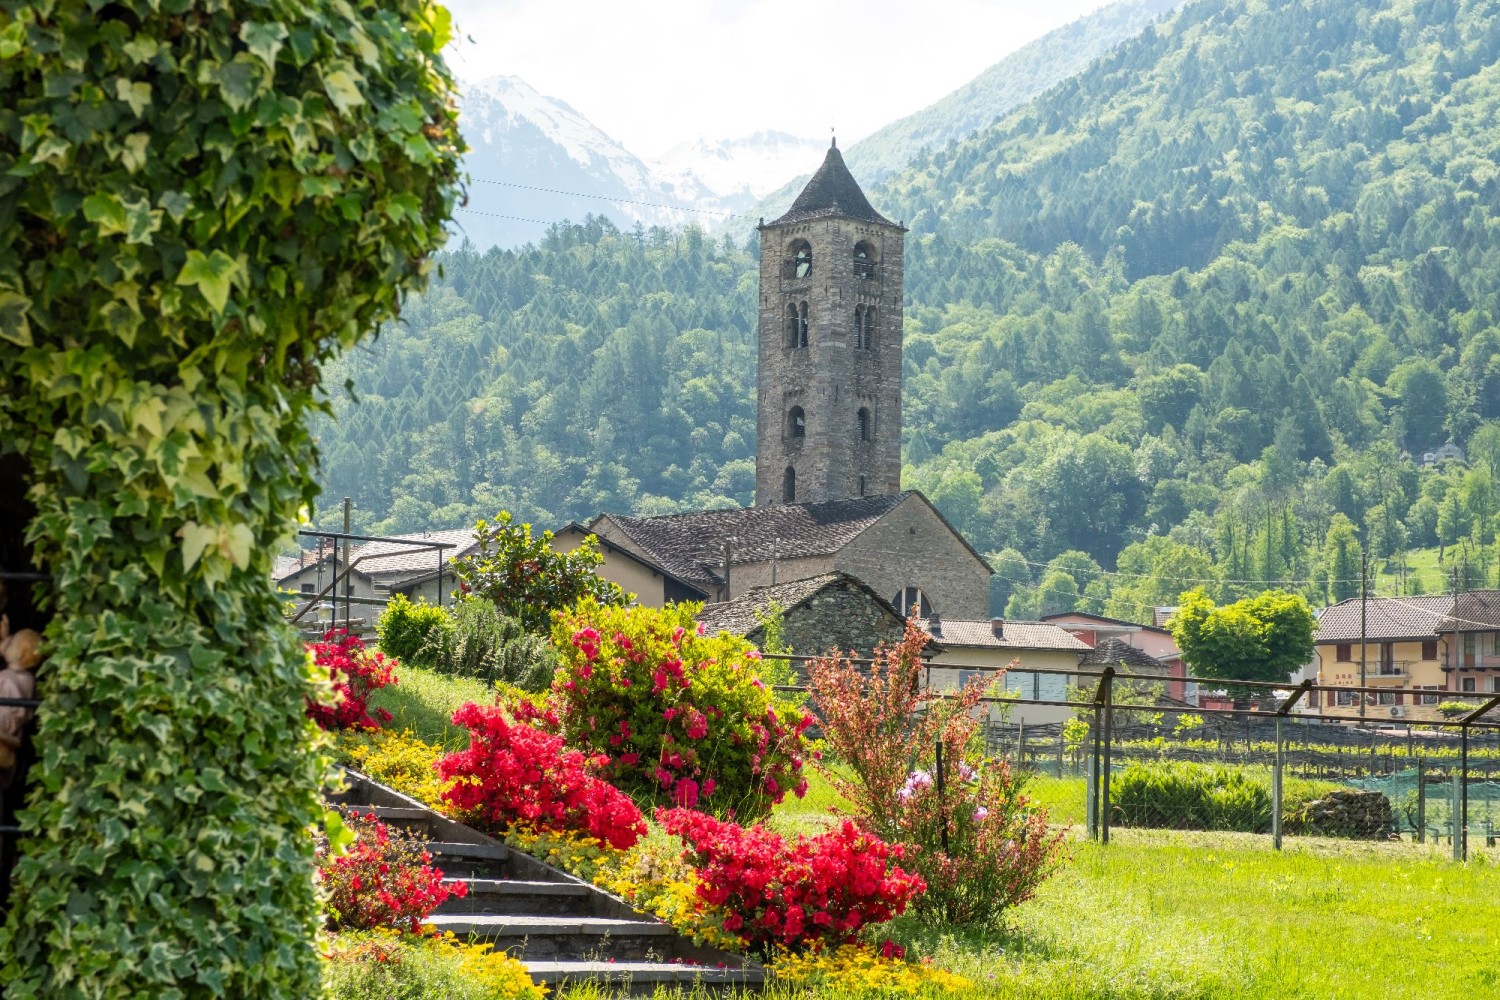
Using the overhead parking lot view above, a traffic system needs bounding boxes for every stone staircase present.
[331,769,765,995]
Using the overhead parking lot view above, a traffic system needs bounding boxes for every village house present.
[550,522,710,607]
[1313,592,1500,721]
[1041,611,1190,702]
[274,528,478,622]
[694,571,911,660]
[919,616,1091,726]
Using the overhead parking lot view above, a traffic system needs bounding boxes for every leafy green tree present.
[452,512,630,633]
[988,548,1032,616]
[1034,569,1082,618]
[1167,589,1316,686]
[1388,359,1449,452]
[1324,514,1363,604]
[0,0,463,993]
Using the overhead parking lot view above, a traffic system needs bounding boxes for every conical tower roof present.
[766,141,899,228]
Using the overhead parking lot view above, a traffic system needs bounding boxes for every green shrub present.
[377,594,454,666]
[324,930,543,1000]
[421,597,555,692]
[1112,762,1272,832]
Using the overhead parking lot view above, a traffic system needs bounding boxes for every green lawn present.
[366,662,494,748]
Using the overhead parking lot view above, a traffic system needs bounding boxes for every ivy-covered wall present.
[0,0,463,994]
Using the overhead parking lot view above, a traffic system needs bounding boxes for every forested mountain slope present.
[315,0,1500,618]
[752,0,1184,225]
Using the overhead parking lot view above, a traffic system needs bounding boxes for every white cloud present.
[442,0,1113,157]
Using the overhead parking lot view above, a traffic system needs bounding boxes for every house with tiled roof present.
[695,572,910,660]
[919,615,1091,726]
[1312,593,1500,721]
[550,523,711,608]
[589,491,991,621]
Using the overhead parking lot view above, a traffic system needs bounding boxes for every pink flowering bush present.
[436,701,646,850]
[808,618,1067,927]
[317,812,467,933]
[306,628,397,731]
[658,807,924,955]
[549,599,810,821]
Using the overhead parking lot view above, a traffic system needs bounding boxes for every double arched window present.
[892,587,932,619]
[853,241,876,279]
[789,240,813,279]
[785,301,808,348]
[853,305,876,349]
[787,406,806,439]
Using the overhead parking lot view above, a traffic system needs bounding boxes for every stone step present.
[524,960,766,995]
[435,878,591,916]
[425,914,676,961]
[422,841,511,880]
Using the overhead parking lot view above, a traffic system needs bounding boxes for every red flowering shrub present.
[306,628,397,731]
[317,812,467,933]
[550,599,810,821]
[436,701,646,850]
[658,807,924,955]
[808,618,1066,927]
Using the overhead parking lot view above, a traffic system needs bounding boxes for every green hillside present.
[313,0,1500,615]
[753,0,1184,223]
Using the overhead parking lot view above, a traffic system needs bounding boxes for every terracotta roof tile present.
[1440,590,1500,632]
[1315,595,1454,642]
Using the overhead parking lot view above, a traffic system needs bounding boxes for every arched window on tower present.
[854,305,865,349]
[858,407,871,442]
[891,587,932,619]
[787,406,805,439]
[786,302,800,348]
[783,466,796,503]
[789,240,812,279]
[853,241,876,280]
[798,301,809,347]
[858,474,866,496]
[863,306,876,349]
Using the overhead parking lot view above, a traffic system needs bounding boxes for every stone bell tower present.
[754,140,906,506]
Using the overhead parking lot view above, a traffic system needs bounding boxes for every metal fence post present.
[1101,669,1114,845]
[1417,760,1426,844]
[1085,736,1098,841]
[1273,716,1283,850]
[1461,723,1469,862]
[1452,767,1463,861]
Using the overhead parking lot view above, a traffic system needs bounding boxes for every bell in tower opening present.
[754,140,907,506]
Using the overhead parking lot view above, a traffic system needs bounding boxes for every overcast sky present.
[442,0,1114,158]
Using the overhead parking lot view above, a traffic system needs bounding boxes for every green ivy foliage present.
[0,0,463,995]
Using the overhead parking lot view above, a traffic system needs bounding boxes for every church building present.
[584,142,993,633]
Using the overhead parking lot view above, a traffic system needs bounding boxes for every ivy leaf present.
[175,250,240,314]
[321,64,366,114]
[83,192,129,236]
[224,524,255,569]
[101,300,142,347]
[0,291,32,346]
[240,21,288,68]
[0,21,26,60]
[119,134,151,174]
[114,78,152,117]
[178,522,216,571]
[215,55,264,112]
[123,197,163,245]
[158,190,192,223]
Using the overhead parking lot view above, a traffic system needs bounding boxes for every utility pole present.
[342,497,352,630]
[1359,548,1368,720]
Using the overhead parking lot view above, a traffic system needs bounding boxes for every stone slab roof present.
[1040,611,1172,636]
[1316,595,1454,643]
[922,618,1090,653]
[351,528,478,582]
[1081,637,1172,674]
[1440,590,1500,632]
[766,142,898,228]
[695,572,907,639]
[595,492,912,589]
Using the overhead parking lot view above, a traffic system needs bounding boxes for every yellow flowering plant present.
[324,928,545,1000]
[769,943,972,995]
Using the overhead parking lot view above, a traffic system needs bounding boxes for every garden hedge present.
[0,0,462,995]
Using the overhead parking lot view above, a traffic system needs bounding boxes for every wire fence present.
[763,655,1500,859]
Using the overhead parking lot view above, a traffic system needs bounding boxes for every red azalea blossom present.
[305,629,396,731]
[317,813,466,933]
[658,807,924,953]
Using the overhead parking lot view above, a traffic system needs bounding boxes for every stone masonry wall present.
[834,495,991,620]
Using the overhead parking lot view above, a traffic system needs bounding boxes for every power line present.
[454,206,564,227]
[1009,556,1360,589]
